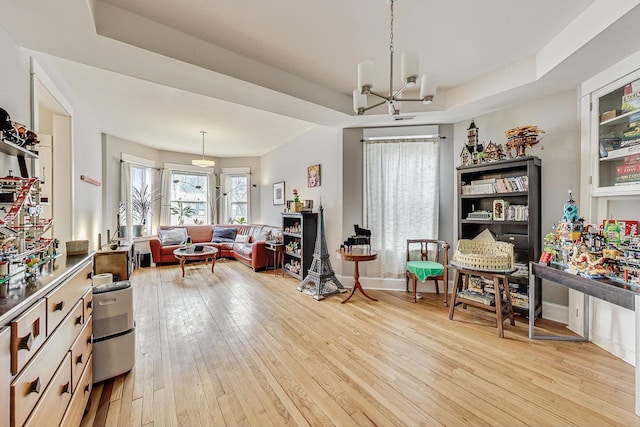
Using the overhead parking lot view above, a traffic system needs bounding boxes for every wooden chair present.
[405,239,450,305]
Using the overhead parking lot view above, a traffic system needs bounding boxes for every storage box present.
[600,110,620,122]
[622,80,640,112]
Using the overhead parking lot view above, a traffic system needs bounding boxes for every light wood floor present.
[81,259,639,426]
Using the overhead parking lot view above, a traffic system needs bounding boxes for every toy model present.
[340,225,371,252]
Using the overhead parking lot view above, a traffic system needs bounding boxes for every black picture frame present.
[273,181,285,205]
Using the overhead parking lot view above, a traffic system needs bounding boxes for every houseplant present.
[132,185,160,236]
[171,200,195,225]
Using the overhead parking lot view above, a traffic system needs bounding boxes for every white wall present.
[261,125,343,273]
[0,25,31,176]
[453,88,581,319]
[30,54,104,248]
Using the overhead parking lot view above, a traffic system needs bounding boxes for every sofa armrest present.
[149,237,162,263]
[251,241,270,269]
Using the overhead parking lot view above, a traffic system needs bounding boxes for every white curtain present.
[364,139,440,278]
[159,168,172,226]
[120,161,131,240]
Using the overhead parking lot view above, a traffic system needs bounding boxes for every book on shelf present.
[601,143,640,159]
[625,153,640,164]
[458,289,495,306]
[616,163,640,175]
[615,172,640,184]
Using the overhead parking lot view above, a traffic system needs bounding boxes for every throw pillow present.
[235,234,251,243]
[212,226,237,243]
[159,228,188,246]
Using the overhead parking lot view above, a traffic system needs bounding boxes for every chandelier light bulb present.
[358,61,374,94]
[353,89,367,115]
[401,51,419,87]
[420,74,436,104]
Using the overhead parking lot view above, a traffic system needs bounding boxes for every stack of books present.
[615,153,640,185]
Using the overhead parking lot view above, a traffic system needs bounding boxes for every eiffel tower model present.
[297,204,345,300]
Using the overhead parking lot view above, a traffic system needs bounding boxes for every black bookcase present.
[281,212,317,280]
[457,156,542,317]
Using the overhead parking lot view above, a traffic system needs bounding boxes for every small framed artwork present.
[273,181,285,205]
[493,199,505,221]
[307,164,321,187]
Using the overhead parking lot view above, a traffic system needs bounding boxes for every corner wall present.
[260,125,343,273]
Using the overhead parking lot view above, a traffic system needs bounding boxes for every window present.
[224,174,249,224]
[121,156,157,238]
[364,139,440,277]
[170,171,210,225]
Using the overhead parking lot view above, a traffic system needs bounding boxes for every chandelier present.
[353,0,436,116]
[192,131,216,168]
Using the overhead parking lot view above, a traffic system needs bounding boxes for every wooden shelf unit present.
[457,156,542,317]
[281,212,317,280]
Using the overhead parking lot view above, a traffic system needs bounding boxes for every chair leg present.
[405,273,410,292]
[413,275,418,303]
[433,279,440,296]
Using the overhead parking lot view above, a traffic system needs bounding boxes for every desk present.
[173,247,218,277]
[448,265,515,338]
[94,243,134,281]
[336,248,377,304]
[265,241,284,277]
[529,262,640,416]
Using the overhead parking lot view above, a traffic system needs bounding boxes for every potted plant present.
[132,185,160,236]
[171,200,195,225]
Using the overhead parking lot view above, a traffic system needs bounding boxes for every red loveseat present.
[149,224,281,271]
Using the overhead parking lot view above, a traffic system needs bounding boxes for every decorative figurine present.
[504,125,545,158]
[340,225,371,252]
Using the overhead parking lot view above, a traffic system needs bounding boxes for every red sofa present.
[149,224,281,271]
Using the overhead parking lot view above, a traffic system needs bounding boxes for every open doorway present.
[31,58,73,244]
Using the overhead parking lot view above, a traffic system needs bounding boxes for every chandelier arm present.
[362,100,388,112]
[368,90,392,101]
[392,83,411,99]
[395,97,425,102]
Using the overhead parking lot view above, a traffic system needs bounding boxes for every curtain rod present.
[120,159,162,171]
[361,134,444,142]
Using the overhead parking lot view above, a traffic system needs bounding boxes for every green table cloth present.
[407,260,444,281]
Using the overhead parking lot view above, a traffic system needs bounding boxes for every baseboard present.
[541,301,569,324]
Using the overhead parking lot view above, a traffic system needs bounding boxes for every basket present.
[452,239,514,272]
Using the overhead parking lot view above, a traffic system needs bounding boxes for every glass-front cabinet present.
[592,68,640,196]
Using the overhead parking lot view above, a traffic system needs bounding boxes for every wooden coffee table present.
[173,246,218,277]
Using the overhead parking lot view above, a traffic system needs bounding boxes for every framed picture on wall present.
[307,164,321,187]
[273,181,285,205]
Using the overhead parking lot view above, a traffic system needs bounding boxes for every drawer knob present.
[76,354,83,365]
[28,378,41,394]
[87,300,93,309]
[88,334,93,345]
[84,383,92,394]
[75,315,83,325]
[62,382,71,394]
[18,332,33,351]
[55,301,65,311]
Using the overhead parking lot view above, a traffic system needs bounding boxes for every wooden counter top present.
[0,252,94,326]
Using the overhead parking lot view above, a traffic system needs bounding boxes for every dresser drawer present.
[10,298,47,375]
[70,317,92,393]
[0,326,10,427]
[82,287,93,320]
[60,354,92,427]
[46,261,92,336]
[11,301,83,426]
[24,352,72,427]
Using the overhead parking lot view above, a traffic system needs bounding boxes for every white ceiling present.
[1,0,640,158]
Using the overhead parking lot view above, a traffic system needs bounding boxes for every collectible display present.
[540,189,640,284]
